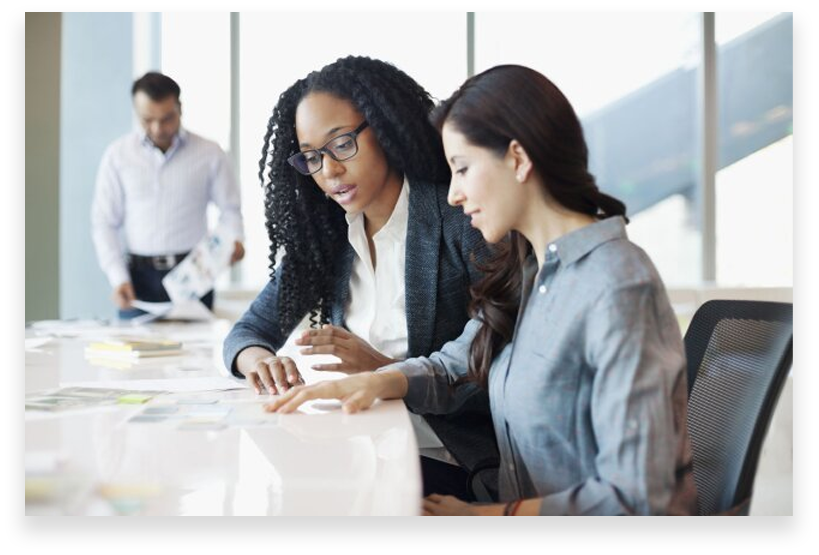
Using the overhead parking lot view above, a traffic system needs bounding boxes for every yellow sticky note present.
[117,394,153,404]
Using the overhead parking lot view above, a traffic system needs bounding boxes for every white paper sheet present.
[61,376,246,393]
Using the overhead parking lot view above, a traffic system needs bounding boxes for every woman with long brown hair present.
[265,65,698,516]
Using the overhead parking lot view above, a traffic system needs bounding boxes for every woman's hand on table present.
[295,324,397,373]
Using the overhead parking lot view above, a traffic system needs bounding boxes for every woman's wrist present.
[373,356,399,373]
[502,499,524,516]
[236,346,275,375]
[474,504,505,516]
[372,369,408,399]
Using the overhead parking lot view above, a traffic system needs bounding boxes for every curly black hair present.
[258,55,450,337]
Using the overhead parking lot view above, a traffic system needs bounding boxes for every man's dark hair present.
[131,72,181,103]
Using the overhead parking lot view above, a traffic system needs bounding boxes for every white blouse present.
[344,178,410,362]
[344,179,453,462]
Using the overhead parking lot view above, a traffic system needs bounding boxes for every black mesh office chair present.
[684,300,792,515]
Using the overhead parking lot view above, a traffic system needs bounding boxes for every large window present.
[476,12,703,286]
[161,13,231,150]
[715,13,792,286]
[157,11,792,291]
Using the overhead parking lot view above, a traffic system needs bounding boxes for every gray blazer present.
[223,178,498,475]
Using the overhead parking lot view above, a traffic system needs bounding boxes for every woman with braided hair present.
[223,56,497,500]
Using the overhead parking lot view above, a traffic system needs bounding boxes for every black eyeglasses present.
[287,121,369,176]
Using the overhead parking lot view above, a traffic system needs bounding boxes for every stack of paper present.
[85,337,183,360]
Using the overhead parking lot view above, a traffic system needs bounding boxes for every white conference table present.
[25,319,421,516]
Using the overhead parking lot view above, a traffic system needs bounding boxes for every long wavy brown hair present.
[431,65,628,389]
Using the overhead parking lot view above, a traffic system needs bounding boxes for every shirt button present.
[538,285,547,294]
[508,463,515,472]
[548,244,557,253]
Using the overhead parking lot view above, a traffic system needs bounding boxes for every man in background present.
[91,71,244,319]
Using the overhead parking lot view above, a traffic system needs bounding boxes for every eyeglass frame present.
[287,121,370,176]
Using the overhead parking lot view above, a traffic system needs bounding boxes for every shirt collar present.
[548,216,628,266]
[139,126,187,153]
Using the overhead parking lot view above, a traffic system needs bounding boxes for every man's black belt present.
[127,252,190,271]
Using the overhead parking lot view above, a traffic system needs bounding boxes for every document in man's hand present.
[162,227,236,304]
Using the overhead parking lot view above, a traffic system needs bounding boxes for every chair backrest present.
[684,300,792,515]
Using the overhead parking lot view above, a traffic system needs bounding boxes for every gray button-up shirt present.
[385,217,697,515]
